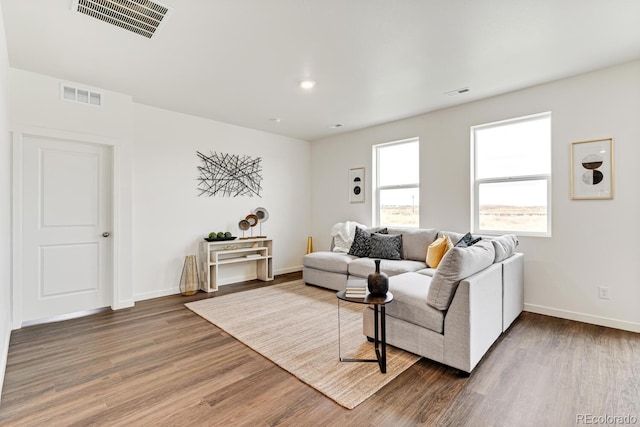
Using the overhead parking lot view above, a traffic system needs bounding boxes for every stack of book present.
[345,284,367,298]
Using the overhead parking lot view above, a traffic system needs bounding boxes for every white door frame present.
[12,125,133,329]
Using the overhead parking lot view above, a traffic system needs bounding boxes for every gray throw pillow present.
[491,234,518,262]
[348,227,388,257]
[369,233,402,260]
[426,240,495,311]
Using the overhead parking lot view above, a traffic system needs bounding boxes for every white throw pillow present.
[331,221,364,253]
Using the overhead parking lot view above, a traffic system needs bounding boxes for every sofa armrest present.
[443,263,503,373]
[502,253,524,331]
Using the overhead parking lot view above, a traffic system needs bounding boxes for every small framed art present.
[349,167,365,203]
[570,138,614,200]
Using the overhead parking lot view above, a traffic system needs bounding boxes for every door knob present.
[102,232,111,238]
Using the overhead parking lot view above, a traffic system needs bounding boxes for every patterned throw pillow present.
[454,232,482,248]
[369,233,403,260]
[348,227,388,257]
[348,227,371,257]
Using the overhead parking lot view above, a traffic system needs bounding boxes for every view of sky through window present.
[473,113,551,235]
[376,139,419,226]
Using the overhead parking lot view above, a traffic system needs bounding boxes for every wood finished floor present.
[1,272,639,426]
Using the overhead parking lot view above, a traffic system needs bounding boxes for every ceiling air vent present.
[71,0,171,39]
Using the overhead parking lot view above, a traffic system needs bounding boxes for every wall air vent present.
[60,83,102,107]
[71,0,171,39]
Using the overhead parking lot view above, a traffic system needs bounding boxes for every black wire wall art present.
[196,151,263,197]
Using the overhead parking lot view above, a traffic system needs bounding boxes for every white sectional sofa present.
[303,226,524,373]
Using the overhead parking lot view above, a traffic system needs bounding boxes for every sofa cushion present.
[347,226,388,257]
[427,240,495,311]
[385,272,444,333]
[491,234,518,262]
[367,226,389,234]
[387,227,439,261]
[348,258,426,278]
[439,230,465,246]
[303,251,356,274]
[369,233,402,260]
[426,235,452,268]
[416,268,436,277]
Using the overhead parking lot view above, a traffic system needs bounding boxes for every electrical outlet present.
[598,286,610,299]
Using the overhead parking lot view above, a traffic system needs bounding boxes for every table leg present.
[338,298,378,365]
[374,304,379,354]
[336,292,390,374]
[381,305,386,373]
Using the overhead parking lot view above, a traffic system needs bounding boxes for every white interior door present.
[20,134,112,323]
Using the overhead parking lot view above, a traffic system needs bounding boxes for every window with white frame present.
[373,138,419,227]
[472,112,551,236]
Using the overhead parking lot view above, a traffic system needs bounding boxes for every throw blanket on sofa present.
[331,221,364,253]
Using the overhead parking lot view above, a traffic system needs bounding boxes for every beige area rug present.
[185,280,420,409]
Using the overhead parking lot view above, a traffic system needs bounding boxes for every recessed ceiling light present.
[300,80,316,89]
[269,117,281,123]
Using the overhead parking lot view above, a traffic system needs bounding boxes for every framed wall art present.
[196,151,263,197]
[570,138,614,200]
[349,167,365,203]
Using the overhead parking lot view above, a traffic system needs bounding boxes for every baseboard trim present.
[0,319,11,405]
[275,265,303,275]
[112,299,135,310]
[525,303,640,333]
[134,287,180,302]
[21,307,112,328]
[134,267,303,301]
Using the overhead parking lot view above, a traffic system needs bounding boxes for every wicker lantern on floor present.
[179,255,199,296]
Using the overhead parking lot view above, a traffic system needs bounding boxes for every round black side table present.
[336,290,394,373]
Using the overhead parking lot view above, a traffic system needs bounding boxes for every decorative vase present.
[367,259,389,296]
[179,255,200,296]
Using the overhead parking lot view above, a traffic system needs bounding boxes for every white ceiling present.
[2,1,640,141]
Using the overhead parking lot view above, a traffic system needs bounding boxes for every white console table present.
[198,238,273,292]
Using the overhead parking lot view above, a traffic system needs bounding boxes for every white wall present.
[310,60,640,332]
[7,68,310,307]
[132,104,310,300]
[9,69,136,314]
[0,2,11,400]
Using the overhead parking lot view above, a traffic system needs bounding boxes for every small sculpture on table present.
[239,209,270,240]
[252,207,269,238]
[245,214,259,238]
[238,219,251,239]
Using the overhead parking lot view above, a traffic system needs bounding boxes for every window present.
[472,112,551,236]
[373,138,419,227]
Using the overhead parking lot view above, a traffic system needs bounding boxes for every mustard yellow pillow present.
[426,235,453,268]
